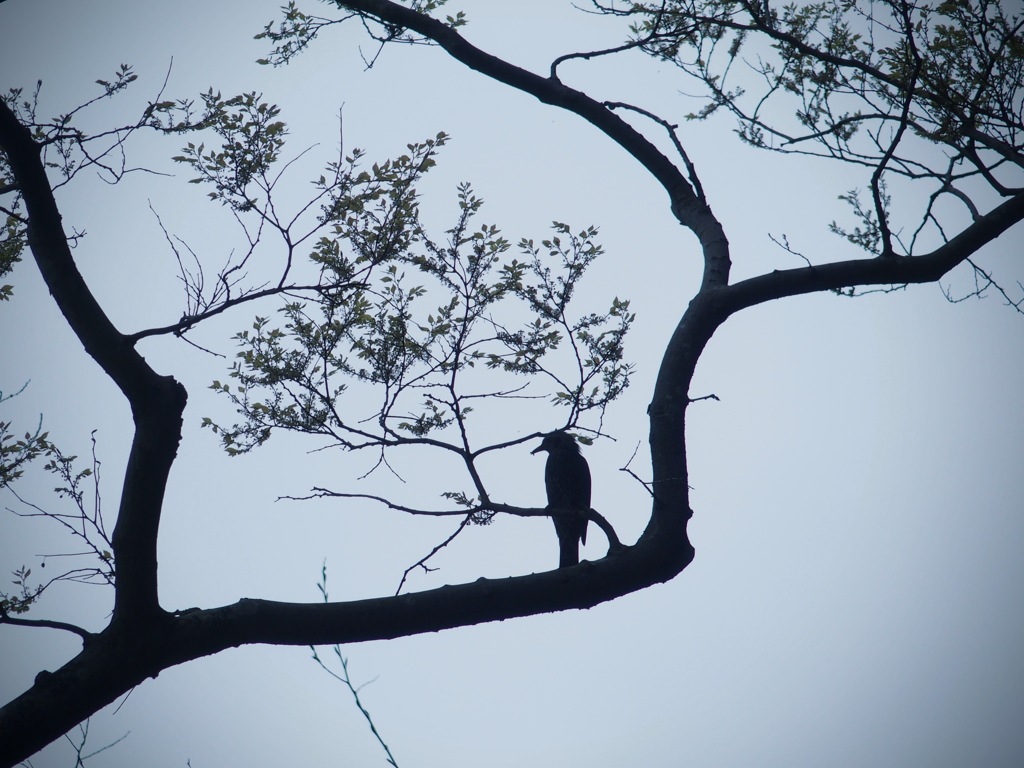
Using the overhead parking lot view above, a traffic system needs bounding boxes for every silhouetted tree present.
[1,1,1022,764]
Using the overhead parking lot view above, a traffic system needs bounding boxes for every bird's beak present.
[531,446,544,455]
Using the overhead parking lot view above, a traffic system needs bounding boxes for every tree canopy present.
[1,1,1022,765]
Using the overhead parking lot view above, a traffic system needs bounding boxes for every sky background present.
[2,1,1023,766]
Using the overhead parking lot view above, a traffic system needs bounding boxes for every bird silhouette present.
[532,431,591,568]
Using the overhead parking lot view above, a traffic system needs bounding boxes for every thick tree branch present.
[177,549,677,649]
[0,91,695,766]
[0,531,691,767]
[335,0,731,288]
[0,101,185,624]
[6,4,1016,765]
[719,191,1024,315]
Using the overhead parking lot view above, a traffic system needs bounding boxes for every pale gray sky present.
[2,2,1023,767]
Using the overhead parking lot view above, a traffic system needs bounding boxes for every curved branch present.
[336,0,731,288]
[0,100,186,624]
[549,1,672,81]
[0,613,94,644]
[0,529,691,767]
[587,507,624,551]
[549,39,651,79]
[719,190,1024,314]
[0,104,149,397]
[179,537,685,652]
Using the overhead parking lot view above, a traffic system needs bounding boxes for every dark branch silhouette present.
[2,1,1021,764]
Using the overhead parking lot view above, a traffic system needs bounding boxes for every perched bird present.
[531,430,591,568]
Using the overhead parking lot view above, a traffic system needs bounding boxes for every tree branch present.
[335,0,731,288]
[0,612,94,644]
[719,191,1024,315]
[0,532,692,767]
[0,100,186,624]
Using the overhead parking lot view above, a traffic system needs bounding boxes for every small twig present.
[768,233,812,267]
[111,686,136,716]
[942,257,1024,314]
[871,1,923,258]
[550,0,671,80]
[550,39,652,80]
[62,718,130,766]
[395,515,473,595]
[620,441,654,497]
[604,100,706,201]
[688,393,720,404]
[312,563,400,767]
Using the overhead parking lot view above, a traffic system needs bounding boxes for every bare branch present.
[395,515,473,595]
[0,611,94,644]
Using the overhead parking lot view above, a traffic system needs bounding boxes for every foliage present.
[1,1,1022,764]
[0,391,51,491]
[192,122,633,513]
[173,91,288,212]
[608,0,1024,259]
[0,566,42,617]
[256,0,467,68]
[0,213,22,302]
[0,48,635,599]
[0,420,113,617]
[0,104,25,301]
[1,67,188,188]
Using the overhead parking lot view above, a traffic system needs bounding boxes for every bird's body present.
[532,431,591,568]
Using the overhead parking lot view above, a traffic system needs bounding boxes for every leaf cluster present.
[505,223,634,419]
[173,91,288,212]
[1,66,191,190]
[604,0,1024,258]
[183,126,633,522]
[0,565,43,616]
[204,172,633,459]
[0,213,24,302]
[0,64,243,309]
[257,0,467,71]
[256,1,338,68]
[1,407,113,617]
[0,407,52,491]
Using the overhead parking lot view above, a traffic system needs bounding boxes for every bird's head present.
[531,430,580,455]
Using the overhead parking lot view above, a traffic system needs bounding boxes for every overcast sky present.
[2,2,1023,767]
